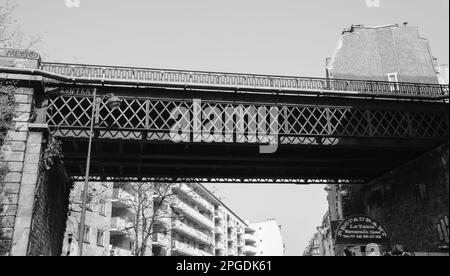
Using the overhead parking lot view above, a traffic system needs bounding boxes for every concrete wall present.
[364,143,449,253]
[327,24,440,84]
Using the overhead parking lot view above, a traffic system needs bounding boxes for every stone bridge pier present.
[0,49,72,256]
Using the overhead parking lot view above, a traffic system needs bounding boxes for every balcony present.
[173,202,214,230]
[111,189,134,209]
[173,221,214,245]
[245,245,257,255]
[172,241,214,256]
[237,238,245,247]
[173,184,213,212]
[152,233,170,247]
[244,234,256,243]
[215,226,224,234]
[110,217,133,236]
[245,226,256,234]
[215,215,224,225]
[215,240,226,251]
[109,246,134,256]
[214,210,224,220]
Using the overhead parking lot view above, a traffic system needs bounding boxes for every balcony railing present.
[245,245,257,255]
[39,62,449,99]
[110,217,133,235]
[244,234,257,243]
[109,246,134,256]
[172,241,214,256]
[173,202,214,230]
[152,233,170,247]
[215,240,226,249]
[173,221,214,245]
[214,210,224,221]
[173,184,213,212]
[111,188,134,208]
[215,226,224,234]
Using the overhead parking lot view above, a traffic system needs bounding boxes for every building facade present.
[436,64,449,85]
[62,182,112,256]
[248,219,285,256]
[303,233,321,256]
[62,182,276,256]
[308,24,449,257]
[326,23,440,84]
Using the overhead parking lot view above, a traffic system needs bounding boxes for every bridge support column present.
[1,49,72,256]
[0,86,43,255]
[0,49,45,255]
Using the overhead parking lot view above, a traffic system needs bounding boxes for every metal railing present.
[40,62,449,98]
[173,221,214,245]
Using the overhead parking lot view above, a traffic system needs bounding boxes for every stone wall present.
[1,48,72,256]
[364,144,449,253]
[0,87,37,256]
[27,162,72,256]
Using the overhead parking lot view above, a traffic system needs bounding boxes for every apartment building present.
[326,23,440,84]
[62,182,112,256]
[244,224,258,256]
[62,182,264,256]
[436,64,449,85]
[169,184,216,257]
[248,219,285,256]
[109,183,143,256]
[303,233,321,256]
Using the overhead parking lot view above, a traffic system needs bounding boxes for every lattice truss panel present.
[46,95,449,142]
[70,175,365,185]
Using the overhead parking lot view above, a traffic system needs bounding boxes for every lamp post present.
[78,89,122,256]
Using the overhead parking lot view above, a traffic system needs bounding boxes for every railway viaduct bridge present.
[0,49,448,255]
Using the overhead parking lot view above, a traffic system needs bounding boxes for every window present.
[80,225,91,243]
[99,201,106,216]
[87,196,94,211]
[97,230,104,247]
[387,73,399,92]
[437,214,449,245]
[81,190,94,212]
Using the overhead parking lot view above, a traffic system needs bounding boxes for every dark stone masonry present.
[364,144,449,253]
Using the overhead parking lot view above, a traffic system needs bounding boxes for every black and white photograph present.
[0,0,448,263]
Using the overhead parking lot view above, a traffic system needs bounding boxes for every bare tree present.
[0,1,41,50]
[110,182,187,256]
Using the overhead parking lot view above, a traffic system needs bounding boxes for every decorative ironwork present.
[40,62,449,98]
[70,175,366,185]
[46,95,449,141]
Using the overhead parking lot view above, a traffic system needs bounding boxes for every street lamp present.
[78,89,122,256]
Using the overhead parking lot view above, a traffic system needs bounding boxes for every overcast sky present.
[5,0,449,256]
